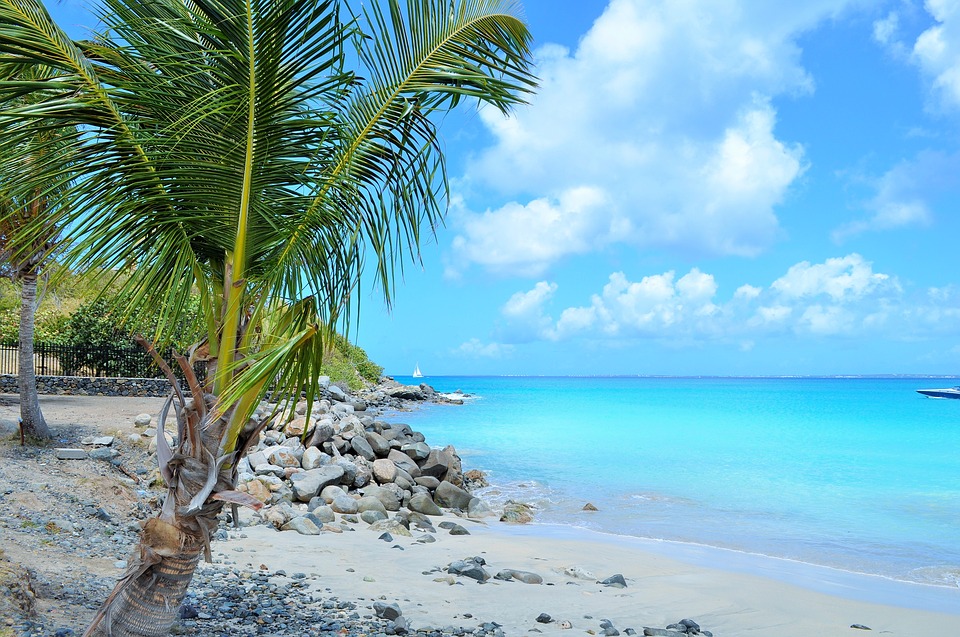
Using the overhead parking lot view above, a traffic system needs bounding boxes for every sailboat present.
[412,363,423,378]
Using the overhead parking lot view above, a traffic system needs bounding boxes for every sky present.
[47,0,960,376]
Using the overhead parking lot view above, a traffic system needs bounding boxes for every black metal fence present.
[0,342,205,380]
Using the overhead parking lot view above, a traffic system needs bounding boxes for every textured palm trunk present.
[18,271,51,439]
[84,387,250,637]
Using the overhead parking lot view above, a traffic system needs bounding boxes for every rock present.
[246,450,270,470]
[262,503,296,529]
[331,495,359,514]
[328,385,347,402]
[237,479,271,503]
[447,524,470,535]
[373,601,402,621]
[320,485,347,503]
[643,630,684,637]
[289,466,345,502]
[284,416,309,437]
[400,441,430,461]
[134,413,152,426]
[536,613,553,624]
[308,422,335,447]
[90,435,114,446]
[500,501,535,524]
[468,498,495,518]
[600,574,627,588]
[281,516,321,535]
[365,431,391,457]
[368,519,412,537]
[55,448,87,460]
[583,502,599,511]
[447,558,489,582]
[360,509,387,524]
[301,446,327,470]
[678,619,700,633]
[372,458,398,484]
[384,385,425,400]
[433,480,473,510]
[89,447,117,461]
[414,475,441,490]
[356,496,388,516]
[351,435,376,462]
[363,485,401,511]
[419,448,452,479]
[408,493,442,516]
[387,616,409,635]
[267,447,301,468]
[495,569,543,584]
[309,506,336,524]
[387,449,420,476]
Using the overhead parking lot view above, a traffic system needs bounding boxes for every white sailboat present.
[412,363,423,378]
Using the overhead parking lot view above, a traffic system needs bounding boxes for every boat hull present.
[916,388,960,399]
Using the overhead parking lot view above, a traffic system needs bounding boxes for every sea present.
[387,376,960,601]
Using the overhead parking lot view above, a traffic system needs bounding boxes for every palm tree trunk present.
[85,398,236,637]
[18,271,50,439]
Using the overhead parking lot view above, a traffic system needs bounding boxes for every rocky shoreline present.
[0,380,721,637]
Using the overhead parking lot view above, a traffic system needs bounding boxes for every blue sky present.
[49,1,960,376]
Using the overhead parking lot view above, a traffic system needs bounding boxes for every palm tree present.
[0,0,535,635]
[0,68,76,440]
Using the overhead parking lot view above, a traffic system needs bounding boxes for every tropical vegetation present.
[0,0,535,634]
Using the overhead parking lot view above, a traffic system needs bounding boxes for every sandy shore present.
[3,394,959,635]
[222,508,960,636]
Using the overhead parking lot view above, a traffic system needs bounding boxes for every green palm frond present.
[0,0,536,447]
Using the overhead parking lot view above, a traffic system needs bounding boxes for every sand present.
[221,508,960,636]
[3,394,958,634]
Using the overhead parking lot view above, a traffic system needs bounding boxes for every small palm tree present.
[0,0,535,635]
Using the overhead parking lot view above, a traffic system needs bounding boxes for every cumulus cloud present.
[448,0,863,275]
[494,254,924,344]
[453,338,514,359]
[912,0,960,110]
[769,254,894,301]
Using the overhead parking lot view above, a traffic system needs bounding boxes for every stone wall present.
[0,374,173,397]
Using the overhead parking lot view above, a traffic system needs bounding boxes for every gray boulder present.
[372,458,397,484]
[400,441,430,461]
[365,431,391,457]
[351,435,376,462]
[331,494,359,514]
[282,516,321,535]
[290,465,345,502]
[408,493,442,516]
[363,485,401,511]
[308,421,335,447]
[434,480,473,510]
[387,449,420,477]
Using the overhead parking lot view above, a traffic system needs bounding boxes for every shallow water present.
[389,376,960,589]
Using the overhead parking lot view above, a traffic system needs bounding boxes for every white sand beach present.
[221,508,960,636]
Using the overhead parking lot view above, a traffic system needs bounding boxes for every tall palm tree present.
[0,68,76,440]
[0,0,535,635]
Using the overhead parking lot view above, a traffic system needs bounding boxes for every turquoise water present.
[388,376,960,589]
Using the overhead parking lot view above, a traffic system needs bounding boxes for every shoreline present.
[488,521,960,615]
[3,390,959,635]
[216,508,960,636]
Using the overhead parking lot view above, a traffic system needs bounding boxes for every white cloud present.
[454,338,514,358]
[831,152,960,242]
[492,254,934,344]
[449,0,863,275]
[448,187,610,276]
[911,0,960,109]
[770,254,893,301]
